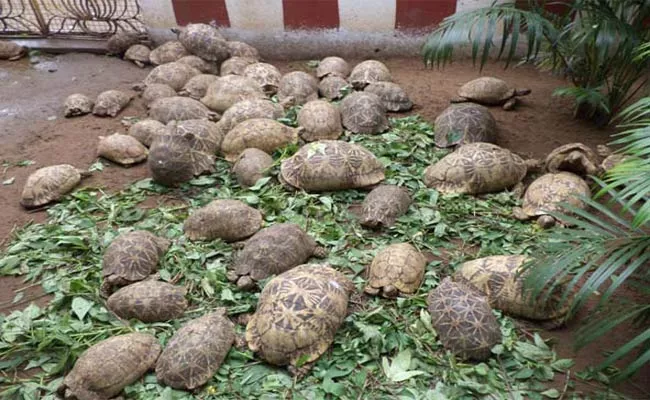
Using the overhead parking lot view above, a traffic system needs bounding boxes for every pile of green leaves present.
[0,116,624,399]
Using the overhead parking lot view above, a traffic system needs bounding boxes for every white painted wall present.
[338,0,397,32]
[139,0,177,28]
[225,0,285,31]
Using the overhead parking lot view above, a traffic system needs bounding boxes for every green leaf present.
[541,389,560,398]
[551,359,574,372]
[71,297,93,321]
[321,377,344,396]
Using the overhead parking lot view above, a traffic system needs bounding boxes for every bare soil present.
[0,53,648,398]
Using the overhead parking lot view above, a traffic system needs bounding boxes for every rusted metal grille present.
[0,0,146,38]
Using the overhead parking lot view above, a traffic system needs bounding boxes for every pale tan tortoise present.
[245,264,354,378]
[92,90,133,117]
[156,309,235,390]
[227,223,327,290]
[276,71,319,106]
[63,94,94,117]
[597,144,630,173]
[143,62,201,91]
[364,82,413,112]
[359,184,412,228]
[243,62,282,95]
[316,56,351,79]
[364,243,426,298]
[140,83,177,108]
[545,142,601,177]
[454,255,571,329]
[221,118,302,162]
[226,41,261,60]
[427,277,501,361]
[0,40,26,60]
[20,164,90,209]
[101,230,171,297]
[349,60,392,89]
[107,280,188,323]
[200,75,267,113]
[124,44,151,68]
[297,100,343,142]
[149,96,219,124]
[340,92,389,134]
[106,31,140,55]
[217,98,284,134]
[57,333,161,400]
[280,140,386,192]
[183,199,263,242]
[232,148,274,188]
[318,76,350,100]
[149,40,190,66]
[220,56,257,76]
[177,55,220,75]
[128,119,168,147]
[97,133,149,166]
[177,23,229,62]
[451,77,531,111]
[434,103,498,148]
[179,74,219,99]
[513,171,591,229]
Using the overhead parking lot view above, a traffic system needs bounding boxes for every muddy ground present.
[0,53,648,398]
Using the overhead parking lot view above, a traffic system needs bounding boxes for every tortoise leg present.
[381,285,399,299]
[236,276,256,291]
[449,96,467,104]
[99,279,113,299]
[503,97,517,110]
[288,362,314,381]
[363,285,380,296]
[135,60,145,68]
[313,246,329,258]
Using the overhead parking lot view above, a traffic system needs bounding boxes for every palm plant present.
[422,0,650,124]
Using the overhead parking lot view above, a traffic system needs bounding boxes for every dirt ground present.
[0,53,648,398]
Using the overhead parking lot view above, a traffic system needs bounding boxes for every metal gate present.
[0,0,146,39]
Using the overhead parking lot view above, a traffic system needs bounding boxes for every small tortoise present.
[92,90,132,117]
[597,144,629,173]
[150,40,191,66]
[427,277,501,361]
[243,62,282,95]
[359,184,412,228]
[128,119,167,147]
[0,40,26,60]
[177,55,220,75]
[220,56,257,76]
[434,103,498,148]
[140,83,177,108]
[232,148,274,188]
[349,60,392,89]
[451,77,531,111]
[221,118,302,162]
[20,164,90,209]
[364,243,426,298]
[200,75,267,113]
[217,99,284,134]
[297,100,343,142]
[277,71,319,106]
[513,171,591,229]
[364,82,413,112]
[227,223,327,290]
[156,309,235,390]
[280,140,385,192]
[63,93,94,117]
[57,333,161,400]
[144,62,201,92]
[454,255,571,329]
[100,230,170,297]
[245,264,354,378]
[318,76,350,100]
[340,92,389,134]
[106,31,140,55]
[183,199,263,242]
[149,96,219,124]
[316,56,351,79]
[545,142,601,177]
[107,280,188,323]
[177,23,229,62]
[179,73,219,99]
[124,44,151,68]
[423,142,527,195]
[226,41,261,60]
[97,133,148,166]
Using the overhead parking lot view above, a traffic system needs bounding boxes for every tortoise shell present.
[434,103,498,148]
[519,172,591,219]
[364,82,413,112]
[226,41,261,60]
[63,93,94,117]
[144,62,201,92]
[97,133,148,166]
[0,40,26,60]
[178,23,229,62]
[349,60,392,89]
[217,99,284,134]
[106,31,140,55]
[169,119,223,153]
[232,148,274,188]
[277,71,319,106]
[545,143,600,177]
[179,74,219,100]
[243,62,282,95]
[107,280,188,322]
[177,55,219,75]
[124,44,151,67]
[149,96,218,124]
[221,118,301,162]
[200,75,267,113]
[149,41,190,65]
[359,184,412,228]
[454,77,531,110]
[92,90,132,118]
[183,199,263,242]
[365,243,426,298]
[20,164,87,208]
[316,56,351,79]
[340,92,389,134]
[297,100,343,142]
[220,56,257,76]
[128,119,168,147]
[141,83,176,108]
[318,76,349,100]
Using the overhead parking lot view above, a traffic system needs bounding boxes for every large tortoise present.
[276,71,319,106]
[57,333,161,400]
[245,264,354,378]
[363,82,413,112]
[221,118,302,162]
[427,277,501,361]
[349,60,392,89]
[316,56,351,79]
[177,23,229,62]
[318,76,350,100]
[107,280,188,322]
[545,142,601,177]
[144,62,201,92]
[97,133,148,166]
[141,83,177,108]
[340,92,390,134]
[227,223,327,290]
[149,96,219,124]
[128,119,167,147]
[183,199,263,242]
[243,62,282,95]
[226,41,261,60]
[220,56,257,76]
[149,41,189,65]
[434,103,498,148]
[200,75,267,113]
[106,31,140,55]
[20,164,90,209]
[297,100,343,142]
[359,184,412,228]
[364,243,426,298]
[179,74,219,100]
[451,77,531,111]
[217,98,284,134]
[454,255,571,328]
[177,55,220,75]
[280,140,385,192]
[0,40,26,60]
[513,171,591,229]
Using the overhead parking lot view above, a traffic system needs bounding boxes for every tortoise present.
[423,142,528,195]
[364,243,426,298]
[280,140,385,192]
[20,164,90,209]
[124,44,151,68]
[149,40,190,66]
[245,264,354,377]
[143,62,201,92]
[296,100,343,142]
[0,40,26,60]
[340,92,389,134]
[227,223,327,290]
[318,76,350,100]
[276,71,319,106]
[200,75,267,113]
[349,60,392,89]
[149,96,219,124]
[178,74,219,99]
[451,77,531,111]
[156,309,235,390]
[107,280,188,322]
[221,118,302,162]
[63,93,94,117]
[427,277,501,361]
[140,83,177,108]
[434,103,498,148]
[92,90,132,117]
[217,99,284,134]
[170,118,224,153]
[177,23,229,62]
[57,333,161,400]
[243,62,282,95]
[106,31,140,55]
[545,142,601,177]
[220,56,257,76]
[232,148,274,188]
[177,55,220,75]
[316,56,351,79]
[183,199,263,242]
[512,171,591,229]
[596,144,629,173]
[364,82,413,112]
[453,255,571,329]
[226,41,261,60]
[359,184,412,228]
[128,119,168,147]
[100,230,171,297]
[97,133,149,166]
